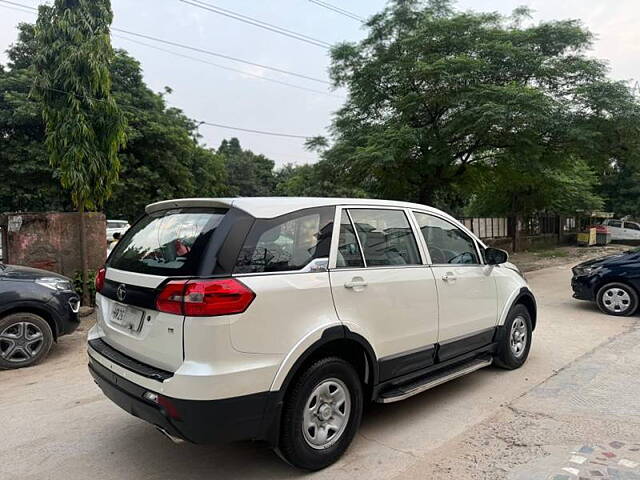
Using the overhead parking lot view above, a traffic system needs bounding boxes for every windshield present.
[108,208,226,276]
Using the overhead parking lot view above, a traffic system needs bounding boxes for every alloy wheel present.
[0,321,45,363]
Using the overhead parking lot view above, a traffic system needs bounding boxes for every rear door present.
[623,222,640,240]
[412,211,497,361]
[606,220,624,240]
[329,207,439,380]
[97,207,227,371]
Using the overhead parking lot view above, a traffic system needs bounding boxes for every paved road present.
[0,262,635,480]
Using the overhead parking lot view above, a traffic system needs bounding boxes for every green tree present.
[323,0,640,214]
[274,162,368,198]
[32,0,126,302]
[105,51,227,220]
[468,157,603,217]
[219,138,276,196]
[1,25,226,220]
[0,24,69,212]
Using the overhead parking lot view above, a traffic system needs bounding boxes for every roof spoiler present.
[145,198,236,215]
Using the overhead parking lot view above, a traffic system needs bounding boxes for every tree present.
[468,157,603,217]
[219,138,276,196]
[32,0,126,303]
[0,24,70,213]
[274,162,368,198]
[323,0,640,214]
[1,25,227,220]
[105,51,227,219]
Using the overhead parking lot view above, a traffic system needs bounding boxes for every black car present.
[0,263,80,369]
[572,247,640,316]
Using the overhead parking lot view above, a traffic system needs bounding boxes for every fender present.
[0,299,60,336]
[498,287,537,330]
[260,324,378,446]
[269,323,379,392]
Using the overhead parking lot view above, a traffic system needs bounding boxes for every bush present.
[73,270,96,306]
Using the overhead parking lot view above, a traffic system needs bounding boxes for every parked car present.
[572,247,640,316]
[88,197,536,470]
[0,264,80,369]
[601,219,640,242]
[106,220,130,242]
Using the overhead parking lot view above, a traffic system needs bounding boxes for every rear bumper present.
[88,356,277,444]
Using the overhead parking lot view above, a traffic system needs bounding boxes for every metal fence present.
[459,217,508,239]
[460,214,578,240]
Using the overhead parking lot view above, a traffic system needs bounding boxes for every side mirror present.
[300,257,328,273]
[485,247,509,265]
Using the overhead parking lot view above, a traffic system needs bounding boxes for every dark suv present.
[572,247,640,316]
[0,263,80,369]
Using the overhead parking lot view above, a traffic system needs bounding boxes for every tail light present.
[156,278,255,317]
[95,267,106,293]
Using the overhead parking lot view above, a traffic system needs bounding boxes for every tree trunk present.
[78,205,89,306]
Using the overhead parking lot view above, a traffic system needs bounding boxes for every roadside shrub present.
[73,270,96,306]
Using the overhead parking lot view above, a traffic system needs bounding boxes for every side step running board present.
[376,357,493,404]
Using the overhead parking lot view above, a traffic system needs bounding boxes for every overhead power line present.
[308,0,365,23]
[0,0,331,85]
[17,81,315,140]
[178,0,331,49]
[199,121,311,139]
[0,0,319,140]
[0,2,33,14]
[113,34,343,99]
[112,28,331,85]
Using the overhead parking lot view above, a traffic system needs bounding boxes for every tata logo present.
[116,284,127,302]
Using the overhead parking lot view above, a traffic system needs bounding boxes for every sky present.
[1,0,639,167]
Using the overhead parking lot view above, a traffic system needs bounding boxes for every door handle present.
[345,278,368,289]
[442,272,456,283]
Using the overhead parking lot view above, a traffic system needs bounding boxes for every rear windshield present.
[109,208,226,276]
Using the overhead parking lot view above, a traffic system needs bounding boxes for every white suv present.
[88,197,536,470]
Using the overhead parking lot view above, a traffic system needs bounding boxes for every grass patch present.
[530,248,570,259]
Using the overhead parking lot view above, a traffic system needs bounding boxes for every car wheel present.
[494,304,532,370]
[596,282,638,317]
[0,313,54,369]
[277,356,363,470]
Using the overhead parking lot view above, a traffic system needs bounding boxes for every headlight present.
[36,277,73,291]
[572,266,601,277]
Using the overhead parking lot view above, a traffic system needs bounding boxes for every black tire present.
[0,313,53,369]
[596,282,639,317]
[277,356,363,470]
[494,304,532,370]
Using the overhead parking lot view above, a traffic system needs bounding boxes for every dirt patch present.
[510,244,632,273]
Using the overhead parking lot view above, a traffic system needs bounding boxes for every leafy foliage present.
[322,0,640,215]
[105,52,227,219]
[0,24,226,220]
[32,0,126,211]
[218,138,276,197]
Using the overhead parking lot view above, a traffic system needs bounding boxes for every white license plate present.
[111,303,144,332]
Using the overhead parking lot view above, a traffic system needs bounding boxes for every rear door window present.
[235,207,334,273]
[625,222,640,231]
[348,209,421,266]
[108,208,226,276]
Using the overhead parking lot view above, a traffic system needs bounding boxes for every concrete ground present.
[1,259,638,480]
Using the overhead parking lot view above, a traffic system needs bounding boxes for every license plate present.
[111,303,144,332]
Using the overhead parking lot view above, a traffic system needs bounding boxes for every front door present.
[412,212,498,361]
[329,208,439,380]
